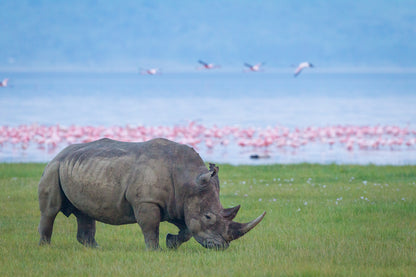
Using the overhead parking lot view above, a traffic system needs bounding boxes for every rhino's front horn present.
[228,211,266,241]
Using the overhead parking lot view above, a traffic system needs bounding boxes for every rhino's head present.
[184,164,266,250]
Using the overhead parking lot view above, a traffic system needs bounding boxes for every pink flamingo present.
[294,62,314,77]
[205,138,214,149]
[0,78,9,87]
[244,62,265,72]
[198,60,220,70]
[406,138,416,147]
[140,68,160,75]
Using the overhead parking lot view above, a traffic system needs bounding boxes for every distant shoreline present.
[1,67,416,75]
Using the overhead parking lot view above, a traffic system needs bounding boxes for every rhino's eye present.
[203,213,216,224]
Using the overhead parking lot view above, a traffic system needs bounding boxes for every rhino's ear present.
[197,172,212,186]
[197,169,217,188]
[197,164,219,189]
[209,163,219,176]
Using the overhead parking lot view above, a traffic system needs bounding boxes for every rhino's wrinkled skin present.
[38,138,265,250]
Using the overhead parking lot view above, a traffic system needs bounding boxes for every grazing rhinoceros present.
[38,138,266,250]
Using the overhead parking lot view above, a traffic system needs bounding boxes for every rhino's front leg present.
[166,228,192,249]
[134,203,161,250]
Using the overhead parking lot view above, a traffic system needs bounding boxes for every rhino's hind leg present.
[75,211,98,247]
[38,213,59,245]
[38,162,61,245]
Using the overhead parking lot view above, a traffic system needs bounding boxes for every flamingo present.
[198,60,220,70]
[294,62,314,77]
[0,78,9,87]
[140,68,160,75]
[244,62,265,72]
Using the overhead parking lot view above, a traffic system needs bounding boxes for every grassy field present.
[0,163,415,276]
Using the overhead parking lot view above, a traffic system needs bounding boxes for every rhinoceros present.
[38,138,266,250]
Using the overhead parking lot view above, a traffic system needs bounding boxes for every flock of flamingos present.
[0,123,415,157]
[1,61,414,160]
[140,60,314,76]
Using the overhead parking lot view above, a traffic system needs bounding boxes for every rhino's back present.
[54,138,203,224]
[56,137,200,163]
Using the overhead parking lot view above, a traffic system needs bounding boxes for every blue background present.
[1,1,416,71]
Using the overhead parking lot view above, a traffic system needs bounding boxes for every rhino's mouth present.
[198,237,229,250]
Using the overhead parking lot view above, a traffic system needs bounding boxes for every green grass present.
[0,163,415,276]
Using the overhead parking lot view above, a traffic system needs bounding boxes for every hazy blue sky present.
[2,0,416,71]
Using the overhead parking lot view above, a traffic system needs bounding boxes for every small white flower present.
[360,196,364,200]
[273,198,277,202]
[363,181,367,185]
[297,208,301,212]
[244,194,248,197]
[304,201,308,206]
[259,198,262,202]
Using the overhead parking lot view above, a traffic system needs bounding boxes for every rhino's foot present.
[85,241,99,248]
[77,237,99,248]
[166,228,192,249]
[166,233,180,249]
[146,245,162,251]
[144,237,161,251]
[38,238,51,246]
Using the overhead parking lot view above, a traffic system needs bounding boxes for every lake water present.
[1,71,415,164]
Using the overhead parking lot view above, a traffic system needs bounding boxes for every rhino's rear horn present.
[222,205,241,220]
[228,211,266,241]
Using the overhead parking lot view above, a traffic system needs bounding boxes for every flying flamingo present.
[294,62,314,77]
[140,68,161,75]
[244,62,265,72]
[197,60,220,70]
[0,78,9,87]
